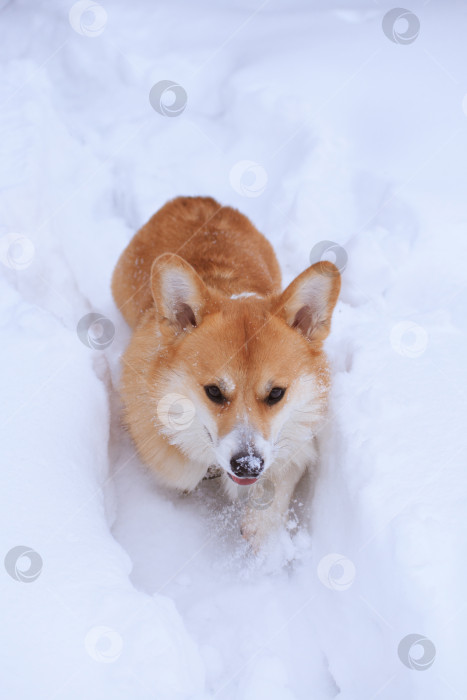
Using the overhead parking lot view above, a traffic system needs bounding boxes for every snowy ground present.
[1,0,467,698]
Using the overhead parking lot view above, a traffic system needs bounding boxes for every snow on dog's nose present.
[228,451,264,485]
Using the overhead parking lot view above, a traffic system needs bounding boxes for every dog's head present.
[149,253,340,485]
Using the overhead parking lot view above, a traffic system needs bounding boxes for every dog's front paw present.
[240,507,278,553]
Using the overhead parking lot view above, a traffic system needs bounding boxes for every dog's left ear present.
[277,262,341,343]
[150,253,210,332]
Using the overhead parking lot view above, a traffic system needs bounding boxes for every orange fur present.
[112,196,281,329]
[112,196,341,548]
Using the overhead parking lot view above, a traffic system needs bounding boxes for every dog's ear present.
[150,253,209,332]
[277,262,341,343]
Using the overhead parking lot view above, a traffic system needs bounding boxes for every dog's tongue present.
[228,473,258,485]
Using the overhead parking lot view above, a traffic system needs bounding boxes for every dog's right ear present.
[277,261,341,344]
[150,253,209,332]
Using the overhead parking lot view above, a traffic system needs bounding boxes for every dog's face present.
[150,254,340,485]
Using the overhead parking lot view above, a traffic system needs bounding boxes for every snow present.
[230,292,262,299]
[1,1,466,698]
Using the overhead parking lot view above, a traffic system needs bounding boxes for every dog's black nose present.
[230,451,264,477]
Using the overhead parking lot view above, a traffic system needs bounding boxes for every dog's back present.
[112,196,281,328]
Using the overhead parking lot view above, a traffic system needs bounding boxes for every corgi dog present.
[112,196,340,549]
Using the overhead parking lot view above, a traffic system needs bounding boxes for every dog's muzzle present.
[228,451,264,485]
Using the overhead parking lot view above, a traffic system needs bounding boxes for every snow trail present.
[1,1,466,698]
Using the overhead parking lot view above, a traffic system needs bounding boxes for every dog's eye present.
[204,385,225,404]
[266,387,286,405]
